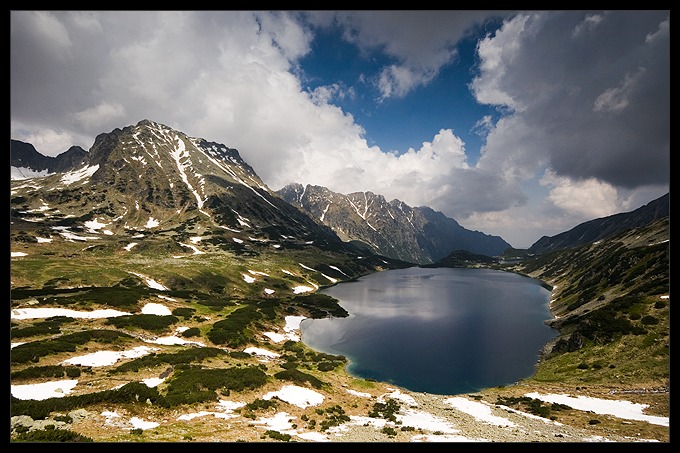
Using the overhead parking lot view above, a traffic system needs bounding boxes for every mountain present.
[527,193,669,255]
[11,120,410,294]
[12,120,340,247]
[11,139,88,177]
[277,183,511,264]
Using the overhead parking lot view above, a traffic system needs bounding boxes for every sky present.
[10,10,670,248]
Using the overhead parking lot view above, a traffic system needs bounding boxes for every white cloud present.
[645,18,669,44]
[593,67,646,114]
[377,64,434,100]
[10,122,79,156]
[255,11,313,62]
[571,12,605,38]
[540,169,620,219]
[72,102,126,130]
[310,83,355,105]
[471,13,537,111]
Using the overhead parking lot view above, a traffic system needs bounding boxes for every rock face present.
[278,183,511,264]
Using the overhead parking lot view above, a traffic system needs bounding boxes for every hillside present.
[527,193,669,255]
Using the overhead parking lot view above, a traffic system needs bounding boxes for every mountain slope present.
[12,121,339,251]
[10,120,410,295]
[507,216,669,391]
[527,193,669,255]
[278,183,511,264]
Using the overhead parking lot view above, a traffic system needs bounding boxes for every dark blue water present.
[300,267,557,395]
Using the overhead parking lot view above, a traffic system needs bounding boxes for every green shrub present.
[641,315,659,325]
[207,305,262,347]
[245,398,278,411]
[381,426,398,437]
[494,396,570,420]
[263,430,291,442]
[11,365,81,379]
[274,368,326,389]
[369,399,401,422]
[113,347,226,373]
[317,361,343,372]
[11,330,134,364]
[318,405,350,431]
[181,327,201,337]
[172,307,196,318]
[162,366,267,407]
[10,317,74,339]
[106,314,179,332]
[10,382,163,420]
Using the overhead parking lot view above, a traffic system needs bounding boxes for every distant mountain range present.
[10,121,667,266]
[429,192,669,268]
[277,183,511,264]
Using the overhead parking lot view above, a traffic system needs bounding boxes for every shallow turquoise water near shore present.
[301,267,558,395]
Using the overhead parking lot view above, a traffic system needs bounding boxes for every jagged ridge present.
[278,182,511,264]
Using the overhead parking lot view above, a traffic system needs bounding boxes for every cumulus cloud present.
[10,10,669,247]
[72,102,126,130]
[540,169,621,219]
[571,12,605,38]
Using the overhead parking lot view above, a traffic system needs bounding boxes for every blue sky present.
[10,11,670,248]
[297,19,501,162]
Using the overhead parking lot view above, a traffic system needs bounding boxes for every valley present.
[10,121,669,443]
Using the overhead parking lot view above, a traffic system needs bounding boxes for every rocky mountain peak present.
[278,183,511,264]
[10,121,350,252]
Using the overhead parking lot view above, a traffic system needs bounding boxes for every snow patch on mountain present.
[60,165,99,186]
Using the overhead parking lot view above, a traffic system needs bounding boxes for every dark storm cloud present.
[474,11,669,189]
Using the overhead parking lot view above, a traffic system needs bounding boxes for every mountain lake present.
[300,266,558,395]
